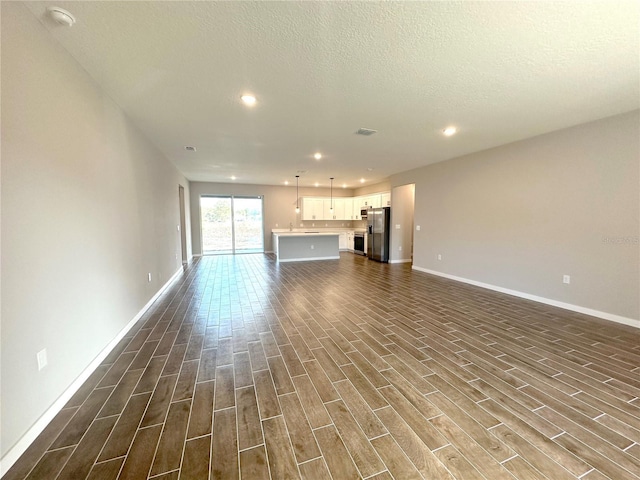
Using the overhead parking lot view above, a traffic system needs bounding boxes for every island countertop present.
[272,232,340,237]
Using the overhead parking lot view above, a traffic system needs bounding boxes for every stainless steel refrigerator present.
[367,207,390,262]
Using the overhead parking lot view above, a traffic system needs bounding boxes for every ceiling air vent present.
[355,128,377,136]
[185,146,196,151]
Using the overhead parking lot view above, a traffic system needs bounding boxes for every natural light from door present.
[200,196,264,254]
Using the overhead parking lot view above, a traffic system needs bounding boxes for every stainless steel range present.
[353,232,366,256]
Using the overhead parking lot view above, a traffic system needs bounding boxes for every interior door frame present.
[178,185,188,265]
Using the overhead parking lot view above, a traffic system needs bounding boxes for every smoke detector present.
[47,7,76,27]
[355,128,377,136]
[184,146,197,152]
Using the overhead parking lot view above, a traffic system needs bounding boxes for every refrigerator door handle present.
[368,225,373,234]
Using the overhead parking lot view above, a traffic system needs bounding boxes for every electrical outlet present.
[175,253,178,260]
[399,246,402,251]
[416,225,421,231]
[310,245,315,250]
[37,349,47,371]
[275,223,278,227]
[563,275,571,284]
[148,273,152,282]
[437,254,442,261]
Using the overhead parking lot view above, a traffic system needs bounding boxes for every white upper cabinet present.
[353,196,363,220]
[301,197,324,220]
[361,194,382,208]
[301,192,390,221]
[343,197,353,220]
[323,198,333,220]
[330,198,346,220]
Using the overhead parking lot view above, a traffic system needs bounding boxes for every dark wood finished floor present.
[6,253,640,480]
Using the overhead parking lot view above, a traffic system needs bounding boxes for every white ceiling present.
[24,1,640,188]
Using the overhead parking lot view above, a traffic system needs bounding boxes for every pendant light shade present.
[329,177,334,214]
[295,175,300,214]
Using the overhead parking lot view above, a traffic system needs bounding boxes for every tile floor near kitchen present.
[5,254,640,480]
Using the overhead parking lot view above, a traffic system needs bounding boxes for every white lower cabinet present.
[339,232,348,250]
[346,232,354,251]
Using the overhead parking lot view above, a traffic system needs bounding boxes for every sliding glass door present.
[200,195,264,254]
[232,197,264,253]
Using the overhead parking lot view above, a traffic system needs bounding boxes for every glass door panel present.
[233,197,264,253]
[201,196,233,254]
[200,195,264,255]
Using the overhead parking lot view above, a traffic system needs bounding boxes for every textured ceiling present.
[24,1,640,187]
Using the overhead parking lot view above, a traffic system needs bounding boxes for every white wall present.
[389,184,415,263]
[1,2,192,458]
[353,180,391,197]
[391,111,640,323]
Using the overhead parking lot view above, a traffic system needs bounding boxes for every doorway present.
[178,185,188,265]
[390,184,415,264]
[200,195,264,254]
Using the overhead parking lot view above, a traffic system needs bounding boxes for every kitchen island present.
[272,232,340,262]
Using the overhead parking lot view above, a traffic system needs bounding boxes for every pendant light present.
[329,177,334,214]
[295,175,300,214]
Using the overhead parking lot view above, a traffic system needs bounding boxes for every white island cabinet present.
[273,232,340,262]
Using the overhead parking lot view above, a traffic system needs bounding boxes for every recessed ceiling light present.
[284,180,289,185]
[231,175,237,180]
[314,152,322,160]
[343,184,347,188]
[314,182,319,187]
[240,95,256,106]
[443,126,457,136]
[360,178,365,183]
[367,167,373,172]
[184,146,196,151]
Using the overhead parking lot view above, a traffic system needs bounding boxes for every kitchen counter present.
[272,232,340,262]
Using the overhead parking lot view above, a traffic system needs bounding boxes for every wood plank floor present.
[6,253,640,480]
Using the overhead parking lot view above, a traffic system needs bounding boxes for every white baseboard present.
[389,259,412,264]
[411,266,639,329]
[0,267,184,477]
[277,256,341,263]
